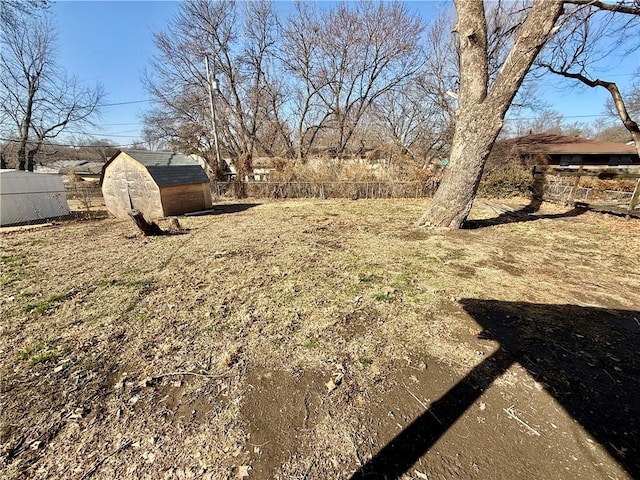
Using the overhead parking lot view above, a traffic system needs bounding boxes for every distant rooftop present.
[510,134,637,156]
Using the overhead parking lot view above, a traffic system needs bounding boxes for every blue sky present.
[49,1,639,146]
[51,1,179,145]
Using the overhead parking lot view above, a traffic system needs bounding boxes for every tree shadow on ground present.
[187,203,261,216]
[349,301,640,479]
[462,203,587,229]
[214,203,261,215]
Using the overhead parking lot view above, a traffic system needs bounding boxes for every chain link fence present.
[65,182,103,208]
[602,190,633,202]
[212,180,438,199]
[543,184,592,201]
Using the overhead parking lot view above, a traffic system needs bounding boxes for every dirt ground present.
[1,198,639,480]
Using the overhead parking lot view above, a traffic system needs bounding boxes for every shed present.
[0,170,70,226]
[100,150,212,219]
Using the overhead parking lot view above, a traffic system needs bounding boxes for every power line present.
[65,130,142,138]
[506,113,611,120]
[102,99,153,107]
[100,122,143,126]
[0,137,142,149]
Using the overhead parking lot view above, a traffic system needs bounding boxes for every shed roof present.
[100,150,210,187]
[145,165,210,187]
[121,150,202,167]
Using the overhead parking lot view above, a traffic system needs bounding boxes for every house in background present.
[0,170,70,226]
[251,157,277,181]
[100,150,212,219]
[36,160,105,181]
[509,134,639,167]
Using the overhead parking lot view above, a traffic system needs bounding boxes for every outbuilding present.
[100,150,212,219]
[0,169,71,226]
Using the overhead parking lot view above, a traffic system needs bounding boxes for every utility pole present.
[205,55,222,175]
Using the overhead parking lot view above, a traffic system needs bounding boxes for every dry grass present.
[1,199,639,479]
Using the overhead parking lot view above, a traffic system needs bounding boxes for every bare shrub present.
[65,172,102,218]
[478,164,533,198]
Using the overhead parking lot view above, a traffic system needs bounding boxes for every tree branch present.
[488,0,564,114]
[543,64,640,137]
[563,0,640,15]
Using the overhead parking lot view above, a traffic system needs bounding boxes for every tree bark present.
[129,211,167,236]
[18,113,33,171]
[417,0,564,228]
[417,107,504,227]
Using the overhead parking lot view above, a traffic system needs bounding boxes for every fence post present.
[567,165,583,204]
[629,178,640,213]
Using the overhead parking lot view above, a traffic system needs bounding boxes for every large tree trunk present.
[418,108,503,227]
[18,149,27,171]
[417,0,563,228]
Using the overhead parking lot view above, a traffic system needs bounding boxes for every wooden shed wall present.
[159,183,212,216]
[101,154,164,219]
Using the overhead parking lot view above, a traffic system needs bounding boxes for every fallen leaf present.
[142,451,156,463]
[468,327,482,336]
[237,465,251,478]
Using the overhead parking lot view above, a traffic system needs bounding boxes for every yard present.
[1,198,639,480]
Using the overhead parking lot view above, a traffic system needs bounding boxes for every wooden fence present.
[533,166,640,216]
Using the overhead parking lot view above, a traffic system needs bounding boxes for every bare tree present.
[279,1,424,160]
[539,4,640,152]
[83,139,119,163]
[628,69,640,117]
[0,12,103,171]
[143,1,230,168]
[279,1,330,161]
[417,0,640,229]
[416,0,565,228]
[0,0,48,29]
[144,0,283,176]
[370,5,550,171]
[365,11,459,165]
